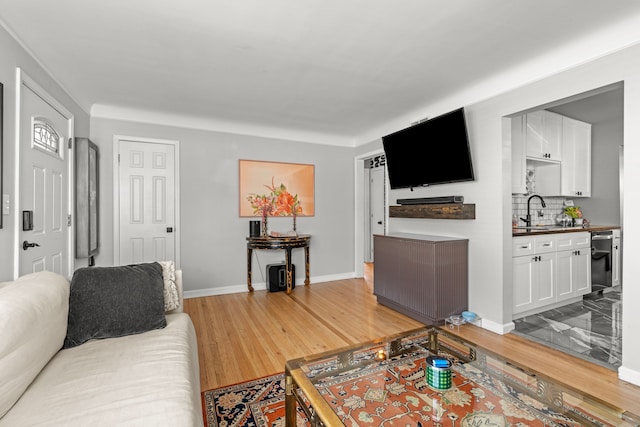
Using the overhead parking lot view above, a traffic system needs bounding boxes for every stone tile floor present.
[513,289,622,369]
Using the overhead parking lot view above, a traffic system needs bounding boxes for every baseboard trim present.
[184,272,356,299]
[618,365,640,387]
[479,318,515,335]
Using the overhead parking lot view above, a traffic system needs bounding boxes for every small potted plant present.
[563,206,583,227]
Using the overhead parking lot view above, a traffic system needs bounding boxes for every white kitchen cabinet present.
[513,232,590,317]
[612,229,621,287]
[561,117,592,197]
[556,245,591,300]
[513,255,535,313]
[526,110,562,161]
[512,234,556,315]
[511,110,592,197]
[511,115,527,194]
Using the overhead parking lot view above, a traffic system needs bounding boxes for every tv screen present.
[382,107,474,190]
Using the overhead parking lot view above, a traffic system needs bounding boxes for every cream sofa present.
[0,267,203,427]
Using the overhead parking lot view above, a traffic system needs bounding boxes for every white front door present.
[116,137,178,265]
[18,72,73,277]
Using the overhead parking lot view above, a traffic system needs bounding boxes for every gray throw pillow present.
[63,262,167,349]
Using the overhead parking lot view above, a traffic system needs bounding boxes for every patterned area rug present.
[202,356,617,427]
[202,373,307,427]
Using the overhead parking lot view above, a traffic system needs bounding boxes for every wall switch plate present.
[3,194,10,215]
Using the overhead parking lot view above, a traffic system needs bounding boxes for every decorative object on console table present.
[389,203,475,219]
[249,220,260,237]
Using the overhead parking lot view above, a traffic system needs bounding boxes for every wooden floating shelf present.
[389,203,476,220]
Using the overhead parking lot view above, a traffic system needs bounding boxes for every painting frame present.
[239,159,315,218]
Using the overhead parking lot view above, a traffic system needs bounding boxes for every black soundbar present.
[397,196,464,205]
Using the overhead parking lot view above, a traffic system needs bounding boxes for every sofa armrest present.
[171,270,184,313]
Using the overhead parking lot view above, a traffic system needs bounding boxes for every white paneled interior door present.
[116,138,178,265]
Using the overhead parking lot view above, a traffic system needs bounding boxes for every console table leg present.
[247,248,254,292]
[304,246,310,286]
[285,248,293,294]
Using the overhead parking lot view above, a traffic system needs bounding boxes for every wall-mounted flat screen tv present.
[382,107,474,190]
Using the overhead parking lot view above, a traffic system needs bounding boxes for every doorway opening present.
[364,153,386,263]
[508,82,624,370]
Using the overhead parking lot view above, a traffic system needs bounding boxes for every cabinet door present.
[511,115,527,194]
[561,117,592,197]
[612,230,621,287]
[573,249,591,295]
[556,250,574,300]
[536,253,556,307]
[513,255,536,314]
[526,111,562,161]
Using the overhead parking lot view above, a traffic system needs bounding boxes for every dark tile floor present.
[513,289,622,370]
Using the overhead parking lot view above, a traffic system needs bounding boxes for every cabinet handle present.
[542,243,551,247]
[520,245,529,249]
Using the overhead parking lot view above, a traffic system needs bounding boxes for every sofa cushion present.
[0,271,70,418]
[0,313,203,426]
[63,263,167,349]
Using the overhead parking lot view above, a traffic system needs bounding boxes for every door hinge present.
[68,138,73,149]
[67,214,72,227]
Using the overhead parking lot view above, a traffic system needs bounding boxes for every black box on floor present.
[266,262,295,292]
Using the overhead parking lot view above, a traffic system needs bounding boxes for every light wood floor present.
[184,264,640,416]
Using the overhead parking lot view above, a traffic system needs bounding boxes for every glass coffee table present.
[285,327,639,427]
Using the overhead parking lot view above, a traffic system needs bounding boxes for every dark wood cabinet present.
[373,233,468,325]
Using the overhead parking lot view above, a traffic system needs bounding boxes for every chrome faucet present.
[521,195,546,227]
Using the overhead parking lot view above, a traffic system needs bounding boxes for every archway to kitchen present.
[508,82,624,370]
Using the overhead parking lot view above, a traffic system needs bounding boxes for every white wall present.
[0,26,90,280]
[89,117,356,295]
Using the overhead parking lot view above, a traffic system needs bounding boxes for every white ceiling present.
[1,1,640,146]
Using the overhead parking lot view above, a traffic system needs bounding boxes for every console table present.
[246,235,311,294]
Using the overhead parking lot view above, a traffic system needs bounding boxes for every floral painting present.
[239,160,315,217]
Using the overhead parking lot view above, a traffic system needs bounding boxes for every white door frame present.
[354,148,387,277]
[112,135,181,267]
[13,68,75,279]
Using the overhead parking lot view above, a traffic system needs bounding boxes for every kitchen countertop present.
[512,224,620,237]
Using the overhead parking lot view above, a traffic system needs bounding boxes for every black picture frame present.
[0,82,3,229]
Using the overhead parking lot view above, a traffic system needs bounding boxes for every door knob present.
[22,241,40,250]
[377,221,382,225]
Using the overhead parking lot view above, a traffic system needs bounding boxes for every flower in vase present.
[246,177,303,220]
[563,206,583,219]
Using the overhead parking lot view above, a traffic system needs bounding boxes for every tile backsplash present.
[512,195,571,227]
